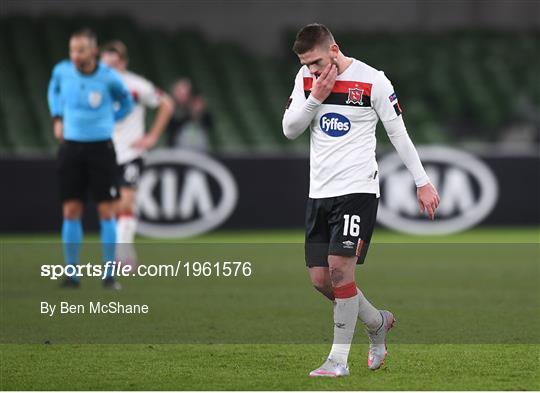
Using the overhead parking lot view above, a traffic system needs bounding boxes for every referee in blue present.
[48,28,134,289]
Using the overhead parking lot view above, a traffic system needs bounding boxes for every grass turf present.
[2,344,539,390]
[1,227,539,390]
[1,227,538,243]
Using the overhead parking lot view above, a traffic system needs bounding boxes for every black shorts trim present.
[305,193,379,267]
[57,139,119,203]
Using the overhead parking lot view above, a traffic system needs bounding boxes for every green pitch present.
[2,343,539,390]
[1,228,539,390]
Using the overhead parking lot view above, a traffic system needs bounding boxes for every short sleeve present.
[138,77,162,109]
[371,71,403,122]
[47,62,64,117]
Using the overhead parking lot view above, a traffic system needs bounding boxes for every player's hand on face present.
[53,118,64,142]
[311,63,337,102]
[417,183,440,220]
[131,133,158,151]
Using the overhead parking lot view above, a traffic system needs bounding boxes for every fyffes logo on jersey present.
[377,146,498,235]
[136,149,238,238]
[320,113,351,137]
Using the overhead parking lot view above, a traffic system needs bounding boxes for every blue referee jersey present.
[47,60,134,142]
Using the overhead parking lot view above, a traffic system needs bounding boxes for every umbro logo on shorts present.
[342,240,355,249]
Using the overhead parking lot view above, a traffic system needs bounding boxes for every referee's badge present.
[88,91,103,108]
[346,88,364,105]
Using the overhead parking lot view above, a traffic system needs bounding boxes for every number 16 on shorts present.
[343,214,361,236]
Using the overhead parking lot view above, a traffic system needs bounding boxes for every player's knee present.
[328,255,356,286]
[63,201,83,219]
[97,202,116,220]
[309,270,330,291]
[116,201,134,216]
[116,189,136,215]
[121,187,135,203]
[329,266,346,286]
[63,210,81,220]
[311,277,329,292]
[100,212,115,220]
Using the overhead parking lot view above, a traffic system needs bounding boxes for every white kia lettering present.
[377,146,498,235]
[136,149,238,238]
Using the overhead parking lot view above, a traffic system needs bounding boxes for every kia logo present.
[136,149,238,238]
[377,146,498,235]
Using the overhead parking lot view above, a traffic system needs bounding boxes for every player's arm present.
[383,116,440,219]
[132,85,174,151]
[373,72,440,219]
[109,71,134,121]
[47,63,64,141]
[282,64,337,139]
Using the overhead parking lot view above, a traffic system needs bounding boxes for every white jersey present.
[113,71,161,164]
[285,58,404,199]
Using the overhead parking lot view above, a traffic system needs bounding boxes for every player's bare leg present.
[61,200,84,288]
[97,200,116,221]
[115,186,138,268]
[97,201,120,290]
[116,187,136,216]
[309,255,358,377]
[63,199,83,220]
[308,266,334,300]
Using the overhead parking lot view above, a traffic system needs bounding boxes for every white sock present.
[328,290,360,365]
[116,215,137,265]
[357,287,383,332]
[117,215,137,243]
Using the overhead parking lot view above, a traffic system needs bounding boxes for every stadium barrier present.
[0,147,538,235]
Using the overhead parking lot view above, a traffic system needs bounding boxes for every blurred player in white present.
[283,24,440,377]
[101,41,174,265]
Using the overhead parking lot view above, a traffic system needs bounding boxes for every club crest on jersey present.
[346,88,364,105]
[88,91,102,108]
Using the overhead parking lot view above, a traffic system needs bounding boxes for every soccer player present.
[100,41,174,266]
[47,28,134,289]
[282,24,440,377]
